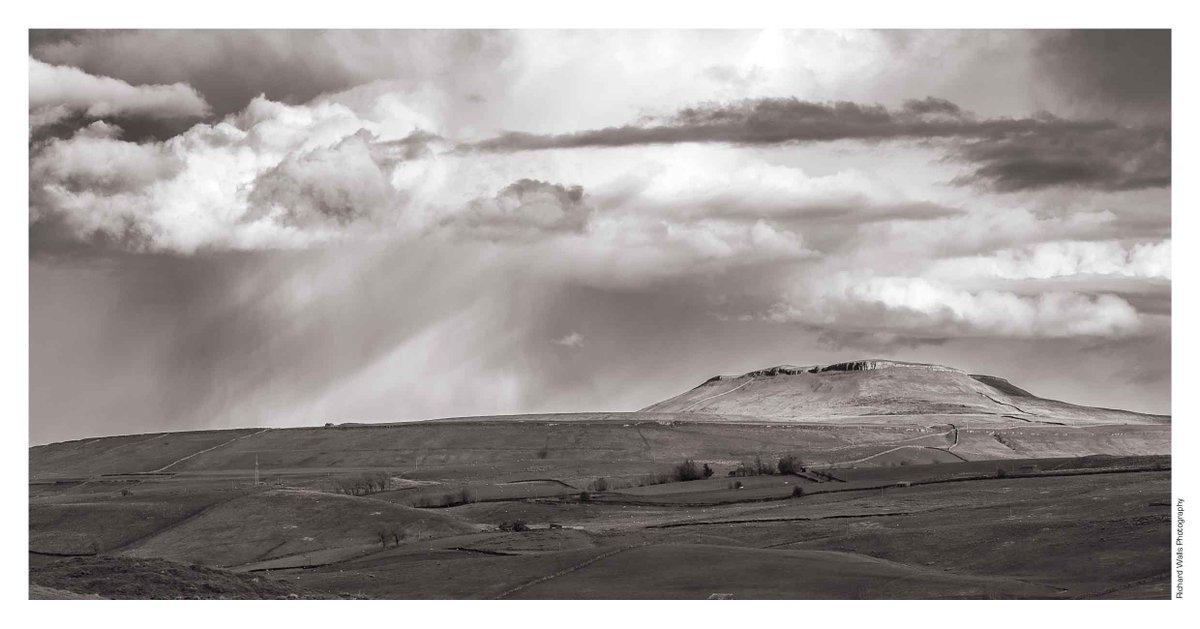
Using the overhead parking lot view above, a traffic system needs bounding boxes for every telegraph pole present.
[254,454,259,486]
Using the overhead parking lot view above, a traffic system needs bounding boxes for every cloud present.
[953,125,1169,192]
[29,57,210,128]
[540,216,814,289]
[769,274,1145,339]
[467,96,1005,150]
[1033,30,1170,123]
[246,130,399,228]
[553,332,585,348]
[587,151,962,227]
[30,95,415,254]
[929,239,1171,282]
[448,179,591,241]
[31,30,515,117]
[467,96,1168,193]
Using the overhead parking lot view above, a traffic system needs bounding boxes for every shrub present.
[119,489,133,497]
[592,477,609,492]
[791,485,805,497]
[996,468,1008,479]
[733,480,743,489]
[458,487,476,504]
[579,491,591,502]
[512,520,528,532]
[702,463,714,478]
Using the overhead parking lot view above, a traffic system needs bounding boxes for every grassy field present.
[119,489,479,567]
[29,408,1171,599]
[506,544,1060,599]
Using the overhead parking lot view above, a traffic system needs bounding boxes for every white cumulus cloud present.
[29,57,210,127]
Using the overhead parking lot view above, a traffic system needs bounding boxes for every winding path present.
[147,428,272,473]
[689,378,755,407]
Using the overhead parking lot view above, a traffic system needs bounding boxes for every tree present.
[593,477,609,492]
[458,486,476,504]
[792,485,805,497]
[673,459,704,481]
[777,455,801,476]
[375,528,389,549]
[754,455,776,476]
[389,527,404,546]
[702,464,714,478]
[579,490,591,502]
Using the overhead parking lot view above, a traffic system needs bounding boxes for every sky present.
[28,29,1171,444]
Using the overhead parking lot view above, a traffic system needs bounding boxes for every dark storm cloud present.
[953,125,1170,192]
[31,30,515,117]
[468,97,1019,150]
[1034,30,1170,123]
[469,96,1168,193]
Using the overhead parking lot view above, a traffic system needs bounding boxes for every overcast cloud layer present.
[29,30,1170,444]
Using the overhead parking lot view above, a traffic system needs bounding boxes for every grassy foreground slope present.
[507,544,1060,599]
[30,555,341,599]
[121,489,478,567]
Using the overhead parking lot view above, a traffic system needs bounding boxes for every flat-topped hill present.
[641,359,1169,427]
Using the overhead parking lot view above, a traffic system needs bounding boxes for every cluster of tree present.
[498,520,529,532]
[728,455,808,477]
[336,472,393,496]
[373,526,408,549]
[637,472,674,487]
[672,459,715,482]
[414,486,477,507]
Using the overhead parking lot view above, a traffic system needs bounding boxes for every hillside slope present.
[641,360,1169,427]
